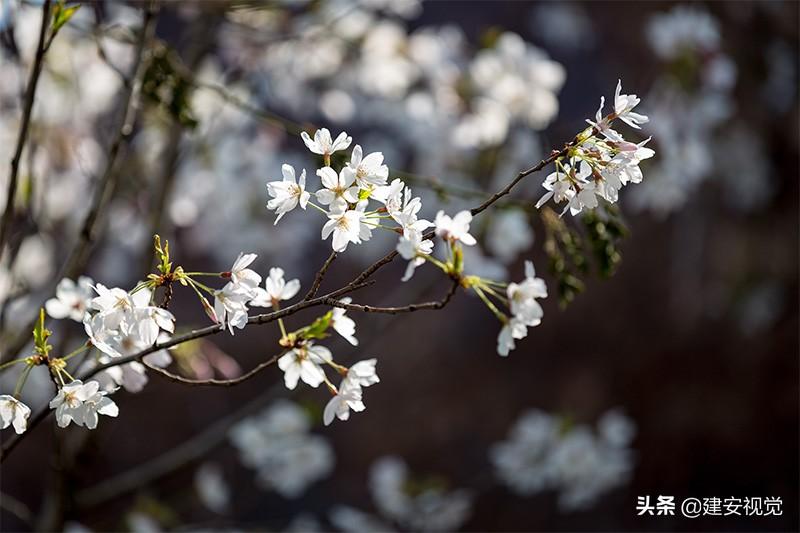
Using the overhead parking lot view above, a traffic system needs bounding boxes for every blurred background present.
[0,1,797,531]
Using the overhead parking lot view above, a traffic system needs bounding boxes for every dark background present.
[1,1,798,532]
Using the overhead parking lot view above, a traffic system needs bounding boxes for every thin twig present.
[324,279,459,315]
[303,251,337,300]
[144,351,283,387]
[0,0,52,254]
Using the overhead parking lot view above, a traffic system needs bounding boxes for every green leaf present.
[299,312,333,341]
[51,2,80,35]
[32,308,52,357]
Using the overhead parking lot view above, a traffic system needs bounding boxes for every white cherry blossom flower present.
[0,395,31,434]
[434,210,477,246]
[134,306,176,346]
[251,267,301,307]
[315,166,359,211]
[497,317,528,356]
[49,380,115,429]
[301,128,352,157]
[322,202,369,252]
[45,276,94,322]
[90,284,138,331]
[323,379,365,426]
[396,230,433,281]
[348,144,389,188]
[347,358,380,387]
[613,79,649,129]
[372,178,404,213]
[214,282,251,335]
[228,253,261,292]
[507,260,547,327]
[81,385,119,429]
[277,343,331,390]
[331,297,358,346]
[266,164,310,225]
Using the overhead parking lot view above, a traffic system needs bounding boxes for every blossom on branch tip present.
[613,79,648,129]
[301,128,352,157]
[267,164,310,225]
[323,378,365,426]
[435,210,477,246]
[0,395,31,434]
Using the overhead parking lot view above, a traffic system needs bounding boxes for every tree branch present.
[303,251,337,301]
[144,351,283,387]
[0,0,52,254]
[324,278,459,315]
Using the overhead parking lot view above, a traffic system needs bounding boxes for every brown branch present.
[303,251,337,300]
[144,352,283,387]
[324,278,459,315]
[0,5,159,364]
[0,0,52,254]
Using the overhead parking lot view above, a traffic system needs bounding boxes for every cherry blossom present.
[228,253,262,292]
[347,144,389,189]
[331,297,358,346]
[266,164,310,224]
[321,202,370,252]
[0,395,31,434]
[251,267,301,308]
[434,210,477,246]
[301,128,352,157]
[277,343,332,390]
[45,276,94,322]
[323,378,365,426]
[315,166,359,211]
[396,230,433,282]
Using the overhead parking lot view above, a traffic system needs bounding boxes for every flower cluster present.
[536,80,654,216]
[369,456,473,532]
[268,128,435,257]
[491,408,635,511]
[229,400,334,498]
[49,379,118,429]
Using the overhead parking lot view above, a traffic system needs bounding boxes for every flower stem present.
[473,285,507,323]
[12,364,33,398]
[62,343,90,361]
[0,359,27,372]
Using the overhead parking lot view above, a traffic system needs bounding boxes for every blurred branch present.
[324,278,460,315]
[0,0,52,255]
[0,491,33,527]
[0,4,159,364]
[75,382,284,509]
[144,351,284,387]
